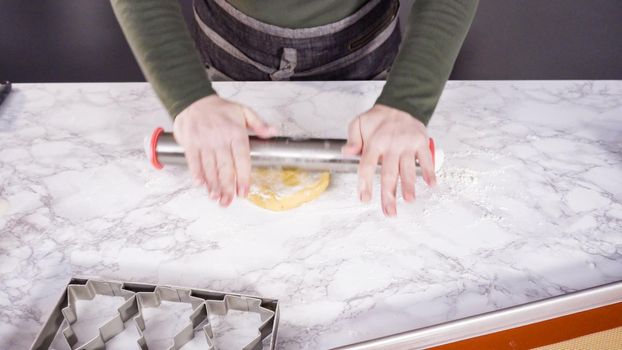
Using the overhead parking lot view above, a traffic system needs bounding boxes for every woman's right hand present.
[173,95,276,207]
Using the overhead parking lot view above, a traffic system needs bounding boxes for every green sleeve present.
[110,0,214,118]
[376,0,478,125]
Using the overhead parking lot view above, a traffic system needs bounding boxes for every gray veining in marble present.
[0,81,621,349]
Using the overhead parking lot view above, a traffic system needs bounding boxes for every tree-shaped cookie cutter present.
[194,292,277,350]
[133,286,210,350]
[60,279,139,349]
[30,278,280,350]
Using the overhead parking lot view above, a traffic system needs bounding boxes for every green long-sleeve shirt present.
[110,0,478,125]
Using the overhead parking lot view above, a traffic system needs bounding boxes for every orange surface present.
[430,302,622,350]
[534,327,622,350]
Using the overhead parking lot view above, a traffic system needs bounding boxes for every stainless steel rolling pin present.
[145,127,442,172]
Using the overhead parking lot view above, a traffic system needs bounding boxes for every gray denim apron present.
[192,0,401,81]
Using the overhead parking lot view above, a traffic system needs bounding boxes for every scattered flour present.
[0,198,9,216]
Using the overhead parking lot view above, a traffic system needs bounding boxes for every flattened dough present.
[247,167,330,211]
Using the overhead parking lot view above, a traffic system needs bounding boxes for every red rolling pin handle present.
[150,127,164,170]
[429,137,436,170]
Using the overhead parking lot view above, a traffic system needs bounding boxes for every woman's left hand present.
[342,104,436,217]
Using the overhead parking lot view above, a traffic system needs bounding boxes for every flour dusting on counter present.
[0,198,9,216]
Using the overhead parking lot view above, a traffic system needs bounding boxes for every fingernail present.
[238,185,248,198]
[361,191,371,202]
[194,178,203,186]
[210,190,220,200]
[404,193,413,202]
[385,205,396,217]
[358,183,371,202]
[430,176,437,187]
[422,171,429,183]
[268,126,279,135]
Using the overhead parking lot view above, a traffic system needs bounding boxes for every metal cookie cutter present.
[31,278,280,350]
[132,285,209,350]
[200,294,277,350]
[61,279,138,350]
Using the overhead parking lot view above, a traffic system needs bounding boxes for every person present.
[111,0,478,216]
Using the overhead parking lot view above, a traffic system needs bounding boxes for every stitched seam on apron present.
[371,69,389,80]
[206,66,233,81]
[211,0,382,39]
[194,9,275,75]
[195,11,399,79]
[348,0,399,51]
[292,18,398,77]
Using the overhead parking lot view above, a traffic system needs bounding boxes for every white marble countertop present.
[0,81,621,349]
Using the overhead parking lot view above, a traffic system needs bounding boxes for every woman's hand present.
[173,95,276,207]
[343,104,436,216]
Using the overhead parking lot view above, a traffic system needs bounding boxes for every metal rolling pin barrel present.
[146,127,443,172]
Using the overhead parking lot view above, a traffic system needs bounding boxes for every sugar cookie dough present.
[247,167,330,211]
